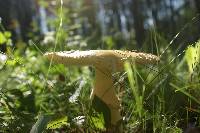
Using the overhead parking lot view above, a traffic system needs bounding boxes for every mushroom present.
[44,50,159,128]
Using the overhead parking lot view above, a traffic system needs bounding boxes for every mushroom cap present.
[44,50,159,72]
[44,50,159,125]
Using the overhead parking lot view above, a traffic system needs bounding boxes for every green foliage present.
[0,31,12,45]
[89,113,105,131]
[0,32,6,44]
[124,61,144,118]
[1,29,200,133]
[92,95,110,128]
[185,40,200,73]
[103,36,114,49]
[47,116,69,129]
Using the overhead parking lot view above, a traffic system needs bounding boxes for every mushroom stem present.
[91,67,122,125]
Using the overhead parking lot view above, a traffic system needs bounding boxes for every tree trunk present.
[194,0,200,32]
[146,0,159,27]
[194,0,200,13]
[111,0,122,31]
[82,0,96,35]
[169,0,176,35]
[16,0,34,42]
[131,0,145,48]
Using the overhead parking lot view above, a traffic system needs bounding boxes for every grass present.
[0,32,200,133]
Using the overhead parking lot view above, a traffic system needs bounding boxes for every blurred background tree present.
[0,0,199,52]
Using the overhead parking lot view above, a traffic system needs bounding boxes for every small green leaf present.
[103,36,114,49]
[4,31,11,38]
[6,59,17,66]
[47,116,69,129]
[166,127,182,133]
[92,95,111,128]
[0,32,6,44]
[90,113,105,130]
[185,41,200,73]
